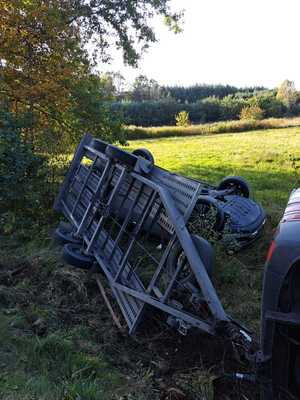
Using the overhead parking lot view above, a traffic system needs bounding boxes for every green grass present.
[125,116,300,140]
[1,125,300,399]
[0,292,127,400]
[126,126,300,210]
[125,126,300,332]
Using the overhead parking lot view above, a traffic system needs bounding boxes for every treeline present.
[162,84,265,103]
[102,74,300,126]
[110,88,299,127]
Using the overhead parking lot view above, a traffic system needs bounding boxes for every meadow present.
[1,126,300,400]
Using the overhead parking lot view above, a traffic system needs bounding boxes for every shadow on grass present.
[172,162,299,209]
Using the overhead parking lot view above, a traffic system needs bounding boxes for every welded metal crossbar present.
[55,133,230,335]
[54,134,113,236]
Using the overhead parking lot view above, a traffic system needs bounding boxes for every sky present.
[98,0,300,89]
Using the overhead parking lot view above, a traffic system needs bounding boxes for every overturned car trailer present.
[53,133,300,399]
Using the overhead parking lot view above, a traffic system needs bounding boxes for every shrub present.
[0,110,48,233]
[255,92,286,118]
[240,104,264,120]
[220,96,247,120]
[175,110,190,126]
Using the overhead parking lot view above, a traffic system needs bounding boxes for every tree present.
[240,104,264,121]
[67,0,183,67]
[175,110,190,126]
[0,0,182,147]
[276,80,298,108]
[131,75,165,101]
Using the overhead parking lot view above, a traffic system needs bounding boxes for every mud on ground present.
[0,235,260,400]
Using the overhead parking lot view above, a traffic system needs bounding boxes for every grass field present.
[1,126,300,399]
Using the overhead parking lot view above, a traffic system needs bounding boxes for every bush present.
[175,111,190,126]
[240,104,264,120]
[0,110,48,233]
[220,96,247,120]
[255,91,286,118]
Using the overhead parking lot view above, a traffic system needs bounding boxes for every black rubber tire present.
[53,225,82,245]
[194,196,225,231]
[132,148,155,165]
[91,139,108,153]
[63,244,94,270]
[167,234,214,284]
[105,145,138,167]
[217,176,250,198]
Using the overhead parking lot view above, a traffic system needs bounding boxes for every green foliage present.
[66,74,125,146]
[255,91,286,118]
[112,96,250,127]
[131,75,166,101]
[0,0,181,152]
[240,104,264,120]
[220,95,247,120]
[175,110,190,126]
[113,86,300,128]
[0,110,48,233]
[111,99,182,126]
[0,111,45,206]
[163,84,265,103]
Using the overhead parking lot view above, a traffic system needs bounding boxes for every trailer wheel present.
[106,146,138,167]
[167,234,214,285]
[53,224,82,245]
[132,148,155,165]
[217,176,250,198]
[63,244,94,270]
[91,139,108,153]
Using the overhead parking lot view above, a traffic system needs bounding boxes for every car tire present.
[217,176,250,198]
[63,244,94,270]
[193,196,225,232]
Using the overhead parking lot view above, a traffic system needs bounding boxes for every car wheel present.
[189,196,225,235]
[217,176,250,198]
[63,244,94,270]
